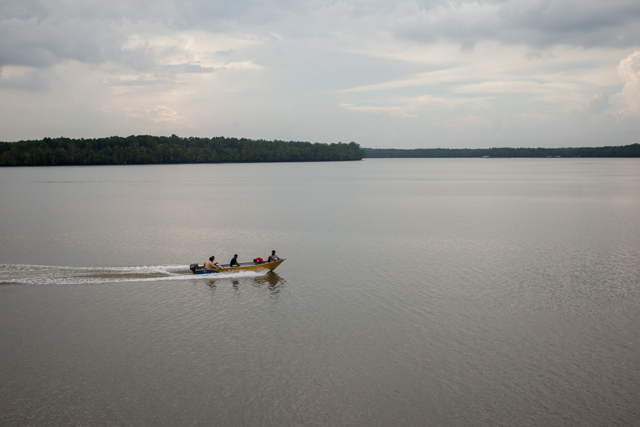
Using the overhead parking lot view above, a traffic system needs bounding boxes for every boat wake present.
[0,264,265,286]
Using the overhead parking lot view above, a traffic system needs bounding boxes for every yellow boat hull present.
[191,259,285,274]
[216,259,285,273]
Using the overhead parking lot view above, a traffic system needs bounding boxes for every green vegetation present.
[4,136,636,165]
[0,135,365,166]
[365,144,640,158]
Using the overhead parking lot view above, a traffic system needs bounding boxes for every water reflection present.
[205,272,285,297]
[206,280,217,296]
[255,272,284,286]
[254,272,285,298]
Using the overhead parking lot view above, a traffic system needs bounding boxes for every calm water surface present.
[1,159,639,426]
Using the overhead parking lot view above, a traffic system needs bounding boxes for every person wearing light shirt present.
[268,250,281,262]
[204,256,219,270]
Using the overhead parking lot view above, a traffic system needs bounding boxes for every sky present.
[1,0,640,148]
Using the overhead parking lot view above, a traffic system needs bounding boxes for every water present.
[1,159,639,426]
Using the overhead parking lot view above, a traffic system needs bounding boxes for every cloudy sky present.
[1,0,639,148]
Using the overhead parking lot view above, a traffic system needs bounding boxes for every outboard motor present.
[190,264,199,274]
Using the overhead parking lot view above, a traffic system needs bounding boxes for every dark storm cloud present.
[0,17,127,68]
[175,0,294,27]
[395,0,640,48]
[0,0,290,69]
[2,0,640,72]
[0,0,180,68]
[0,0,50,21]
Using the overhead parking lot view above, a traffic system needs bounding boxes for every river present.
[1,158,639,426]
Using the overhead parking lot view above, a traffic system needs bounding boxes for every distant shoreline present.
[0,135,365,166]
[364,144,640,158]
[2,136,638,166]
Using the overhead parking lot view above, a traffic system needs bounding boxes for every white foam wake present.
[0,264,265,286]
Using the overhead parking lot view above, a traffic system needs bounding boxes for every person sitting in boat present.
[230,254,239,267]
[268,250,281,262]
[204,256,219,270]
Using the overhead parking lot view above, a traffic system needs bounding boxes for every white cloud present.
[340,103,411,117]
[612,50,640,118]
[1,1,640,147]
[128,105,186,123]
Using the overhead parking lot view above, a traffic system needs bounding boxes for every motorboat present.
[190,259,285,274]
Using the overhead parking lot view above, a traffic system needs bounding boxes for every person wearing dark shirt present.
[230,254,239,267]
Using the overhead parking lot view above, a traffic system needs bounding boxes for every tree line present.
[364,144,640,158]
[0,135,365,166]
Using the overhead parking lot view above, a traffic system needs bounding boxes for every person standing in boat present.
[268,250,281,263]
[204,256,219,270]
[230,254,239,267]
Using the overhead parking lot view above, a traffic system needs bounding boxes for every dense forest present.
[365,144,640,158]
[3,136,637,166]
[0,135,365,166]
